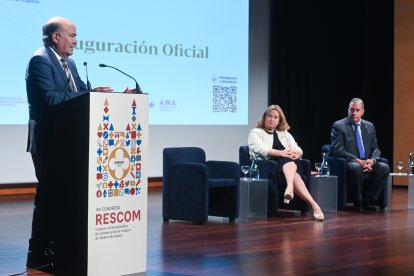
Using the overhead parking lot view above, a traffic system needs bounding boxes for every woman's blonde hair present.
[256,104,290,131]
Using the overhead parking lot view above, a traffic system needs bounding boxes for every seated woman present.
[248,105,324,221]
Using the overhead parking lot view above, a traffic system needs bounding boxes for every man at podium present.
[25,16,136,273]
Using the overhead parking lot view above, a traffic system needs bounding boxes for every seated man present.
[330,98,390,211]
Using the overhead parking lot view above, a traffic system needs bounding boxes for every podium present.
[51,92,148,276]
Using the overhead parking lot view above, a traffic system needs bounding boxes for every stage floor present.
[1,186,414,275]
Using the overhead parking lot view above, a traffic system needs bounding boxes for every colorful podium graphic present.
[51,92,148,276]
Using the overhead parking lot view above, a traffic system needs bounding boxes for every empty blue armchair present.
[239,146,310,216]
[163,147,240,224]
[322,144,388,209]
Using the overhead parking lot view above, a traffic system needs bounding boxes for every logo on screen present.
[159,99,177,112]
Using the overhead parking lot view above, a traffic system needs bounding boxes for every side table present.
[387,173,414,210]
[310,175,338,212]
[238,178,268,221]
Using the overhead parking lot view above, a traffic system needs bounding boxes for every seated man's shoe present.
[362,197,379,212]
[354,206,364,212]
[353,202,364,212]
[363,204,379,212]
[353,201,379,212]
[27,249,54,274]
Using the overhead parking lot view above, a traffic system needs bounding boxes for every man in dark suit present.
[330,98,390,212]
[25,16,116,273]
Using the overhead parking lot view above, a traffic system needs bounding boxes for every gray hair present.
[42,17,67,46]
[349,98,365,109]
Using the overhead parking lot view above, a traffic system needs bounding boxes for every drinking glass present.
[314,163,321,177]
[241,165,250,179]
[396,161,403,174]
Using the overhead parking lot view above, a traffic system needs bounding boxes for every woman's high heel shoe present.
[313,211,324,221]
[284,191,294,204]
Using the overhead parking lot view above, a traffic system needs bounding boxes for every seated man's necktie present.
[354,123,366,159]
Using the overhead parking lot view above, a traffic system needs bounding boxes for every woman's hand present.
[279,149,294,158]
[289,151,299,160]
[289,149,302,160]
[270,148,301,159]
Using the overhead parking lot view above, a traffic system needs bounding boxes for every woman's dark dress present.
[269,132,305,189]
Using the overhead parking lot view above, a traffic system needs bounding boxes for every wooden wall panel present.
[394,0,414,185]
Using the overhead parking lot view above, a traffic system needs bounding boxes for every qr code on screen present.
[212,85,237,112]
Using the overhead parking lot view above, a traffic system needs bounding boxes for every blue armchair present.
[322,144,388,209]
[163,147,240,224]
[239,146,310,216]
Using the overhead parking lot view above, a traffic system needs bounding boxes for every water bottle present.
[250,154,260,180]
[320,152,330,176]
[408,152,414,175]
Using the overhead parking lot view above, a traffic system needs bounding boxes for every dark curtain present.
[268,0,394,166]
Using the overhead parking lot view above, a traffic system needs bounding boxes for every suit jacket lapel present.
[345,118,359,154]
[45,47,67,81]
[360,120,369,156]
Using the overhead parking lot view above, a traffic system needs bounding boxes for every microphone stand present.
[83,62,92,92]
[99,64,142,94]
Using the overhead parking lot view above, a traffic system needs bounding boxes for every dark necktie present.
[354,123,365,159]
[61,58,77,92]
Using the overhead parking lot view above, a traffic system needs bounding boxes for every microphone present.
[83,62,92,92]
[99,63,142,94]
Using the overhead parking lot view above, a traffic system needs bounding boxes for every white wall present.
[0,0,269,184]
[0,125,35,183]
